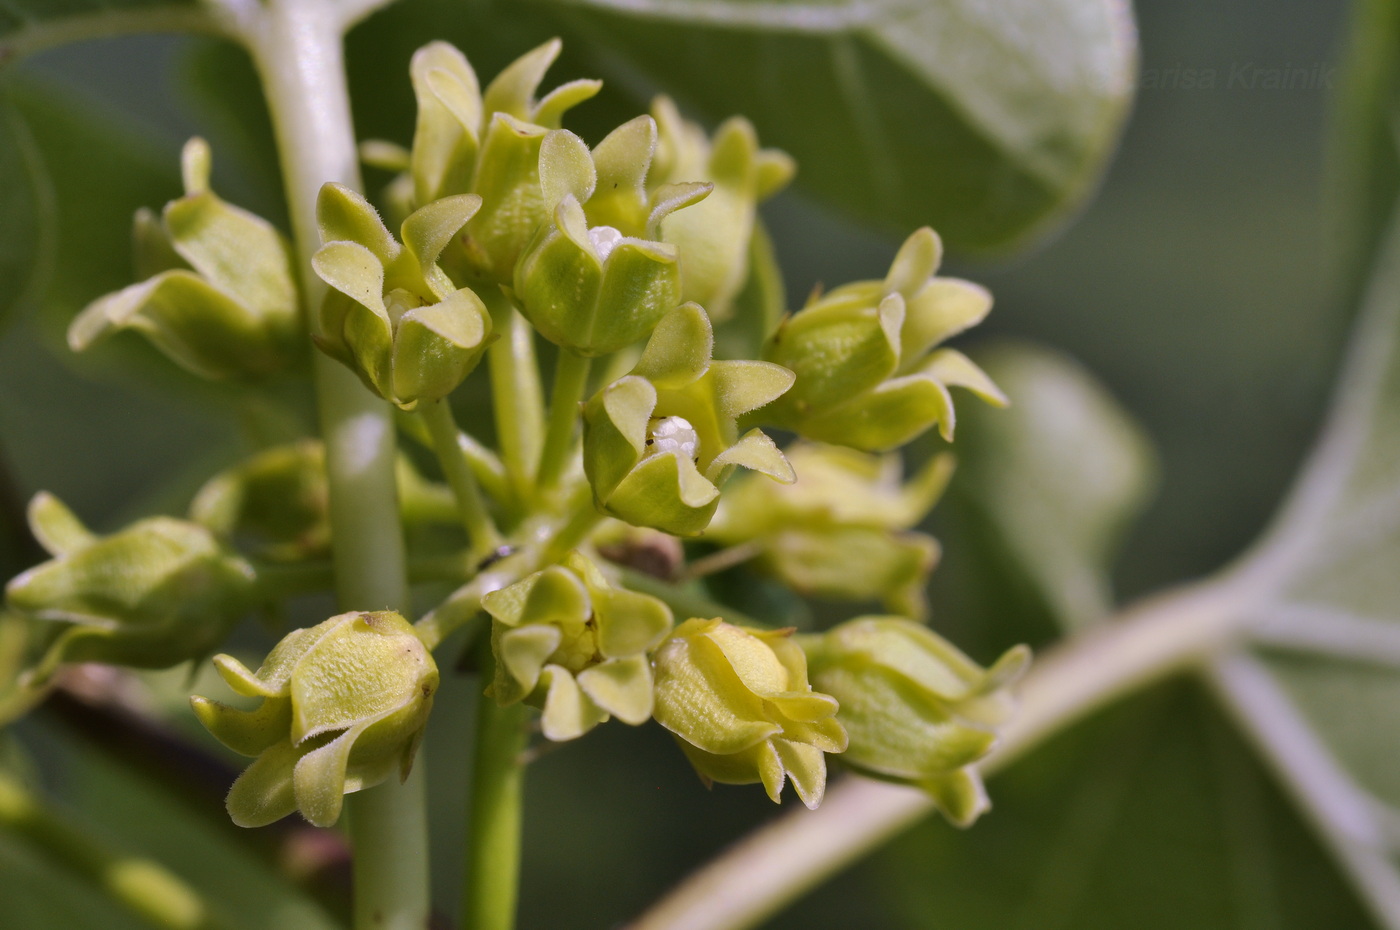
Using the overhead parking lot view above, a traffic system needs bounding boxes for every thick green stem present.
[483,290,545,507]
[624,575,1259,930]
[464,655,530,930]
[536,351,592,491]
[241,1,427,927]
[421,399,502,556]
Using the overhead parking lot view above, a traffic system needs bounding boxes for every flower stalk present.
[239,0,428,927]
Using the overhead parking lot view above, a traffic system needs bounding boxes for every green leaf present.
[16,718,344,930]
[529,0,1137,251]
[1195,207,1400,928]
[1330,0,1400,300]
[0,91,52,333]
[0,0,212,64]
[947,342,1157,631]
[872,682,1375,930]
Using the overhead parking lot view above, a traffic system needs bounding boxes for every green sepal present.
[576,655,654,725]
[193,611,438,828]
[6,496,255,674]
[803,616,1029,825]
[69,271,296,381]
[68,138,301,382]
[757,227,1003,451]
[648,98,795,322]
[409,40,482,205]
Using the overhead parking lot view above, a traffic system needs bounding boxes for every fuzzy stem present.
[463,655,530,930]
[421,398,503,556]
[536,351,592,491]
[482,290,545,507]
[624,575,1257,930]
[241,1,427,927]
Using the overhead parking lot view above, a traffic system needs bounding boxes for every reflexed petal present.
[539,665,609,741]
[190,695,291,757]
[900,278,993,365]
[882,226,942,299]
[920,348,1009,406]
[495,624,563,701]
[225,738,300,828]
[632,303,713,389]
[577,655,653,725]
[316,183,400,266]
[26,492,94,557]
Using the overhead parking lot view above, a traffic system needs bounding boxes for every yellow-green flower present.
[802,617,1029,826]
[483,552,672,741]
[652,618,846,808]
[648,97,795,322]
[312,184,493,409]
[582,303,794,535]
[69,138,301,381]
[708,444,955,618]
[761,227,1006,451]
[512,120,709,356]
[6,493,255,678]
[191,611,437,828]
[393,38,602,282]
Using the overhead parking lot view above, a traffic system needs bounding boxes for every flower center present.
[588,225,624,262]
[645,416,699,460]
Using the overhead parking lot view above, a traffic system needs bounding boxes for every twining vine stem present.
[231,0,429,927]
[626,572,1261,930]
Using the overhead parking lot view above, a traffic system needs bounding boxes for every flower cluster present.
[6,37,1026,828]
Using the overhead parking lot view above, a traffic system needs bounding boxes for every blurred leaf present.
[2,77,179,339]
[0,0,210,63]
[1197,205,1400,928]
[15,717,344,930]
[0,88,53,333]
[877,682,1375,930]
[947,342,1156,631]
[0,833,154,930]
[529,0,1137,251]
[1331,0,1400,299]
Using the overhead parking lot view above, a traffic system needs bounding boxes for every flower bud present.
[312,184,493,409]
[802,617,1030,826]
[649,97,795,322]
[189,441,331,562]
[68,138,302,381]
[482,551,671,741]
[582,303,795,535]
[6,493,255,677]
[387,39,601,282]
[652,618,847,808]
[191,611,438,828]
[708,445,954,618]
[761,228,1007,451]
[511,123,710,356]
